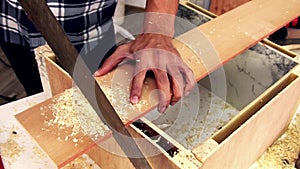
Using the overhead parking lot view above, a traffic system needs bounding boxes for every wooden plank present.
[16,93,98,168]
[35,45,73,96]
[192,66,300,169]
[15,93,109,168]
[196,0,300,74]
[44,57,72,96]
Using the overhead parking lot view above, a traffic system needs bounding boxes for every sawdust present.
[31,146,47,159]
[99,81,149,122]
[172,149,200,169]
[41,87,110,142]
[0,131,24,166]
[256,113,300,168]
[62,154,100,169]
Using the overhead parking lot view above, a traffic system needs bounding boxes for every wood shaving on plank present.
[255,113,300,168]
[100,84,131,122]
[172,149,200,169]
[40,87,110,142]
[99,80,149,122]
[62,154,101,169]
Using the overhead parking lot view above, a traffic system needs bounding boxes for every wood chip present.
[40,87,110,142]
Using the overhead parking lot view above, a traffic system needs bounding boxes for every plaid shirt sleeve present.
[0,0,117,50]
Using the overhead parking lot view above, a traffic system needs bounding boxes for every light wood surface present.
[15,0,300,167]
[44,56,72,96]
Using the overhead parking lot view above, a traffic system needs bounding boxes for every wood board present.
[15,90,114,168]
[44,56,72,96]
[15,0,300,167]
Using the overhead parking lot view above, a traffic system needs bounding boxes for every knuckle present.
[172,94,181,101]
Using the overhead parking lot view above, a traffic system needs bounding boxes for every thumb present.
[94,44,131,76]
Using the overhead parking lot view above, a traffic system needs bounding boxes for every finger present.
[168,68,184,105]
[130,69,147,104]
[130,49,154,104]
[94,44,131,76]
[153,69,171,113]
[179,65,196,96]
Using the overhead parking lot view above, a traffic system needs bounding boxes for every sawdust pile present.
[41,87,110,142]
[256,113,300,168]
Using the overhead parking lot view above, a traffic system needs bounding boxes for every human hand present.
[94,33,195,113]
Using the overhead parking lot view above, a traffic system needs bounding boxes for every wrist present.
[142,12,176,37]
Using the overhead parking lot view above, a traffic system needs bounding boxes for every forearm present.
[145,0,179,14]
[142,0,179,37]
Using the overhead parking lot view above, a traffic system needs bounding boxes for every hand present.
[94,33,195,113]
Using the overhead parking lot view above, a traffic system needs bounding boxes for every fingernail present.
[94,71,100,77]
[159,106,167,113]
[131,96,139,104]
